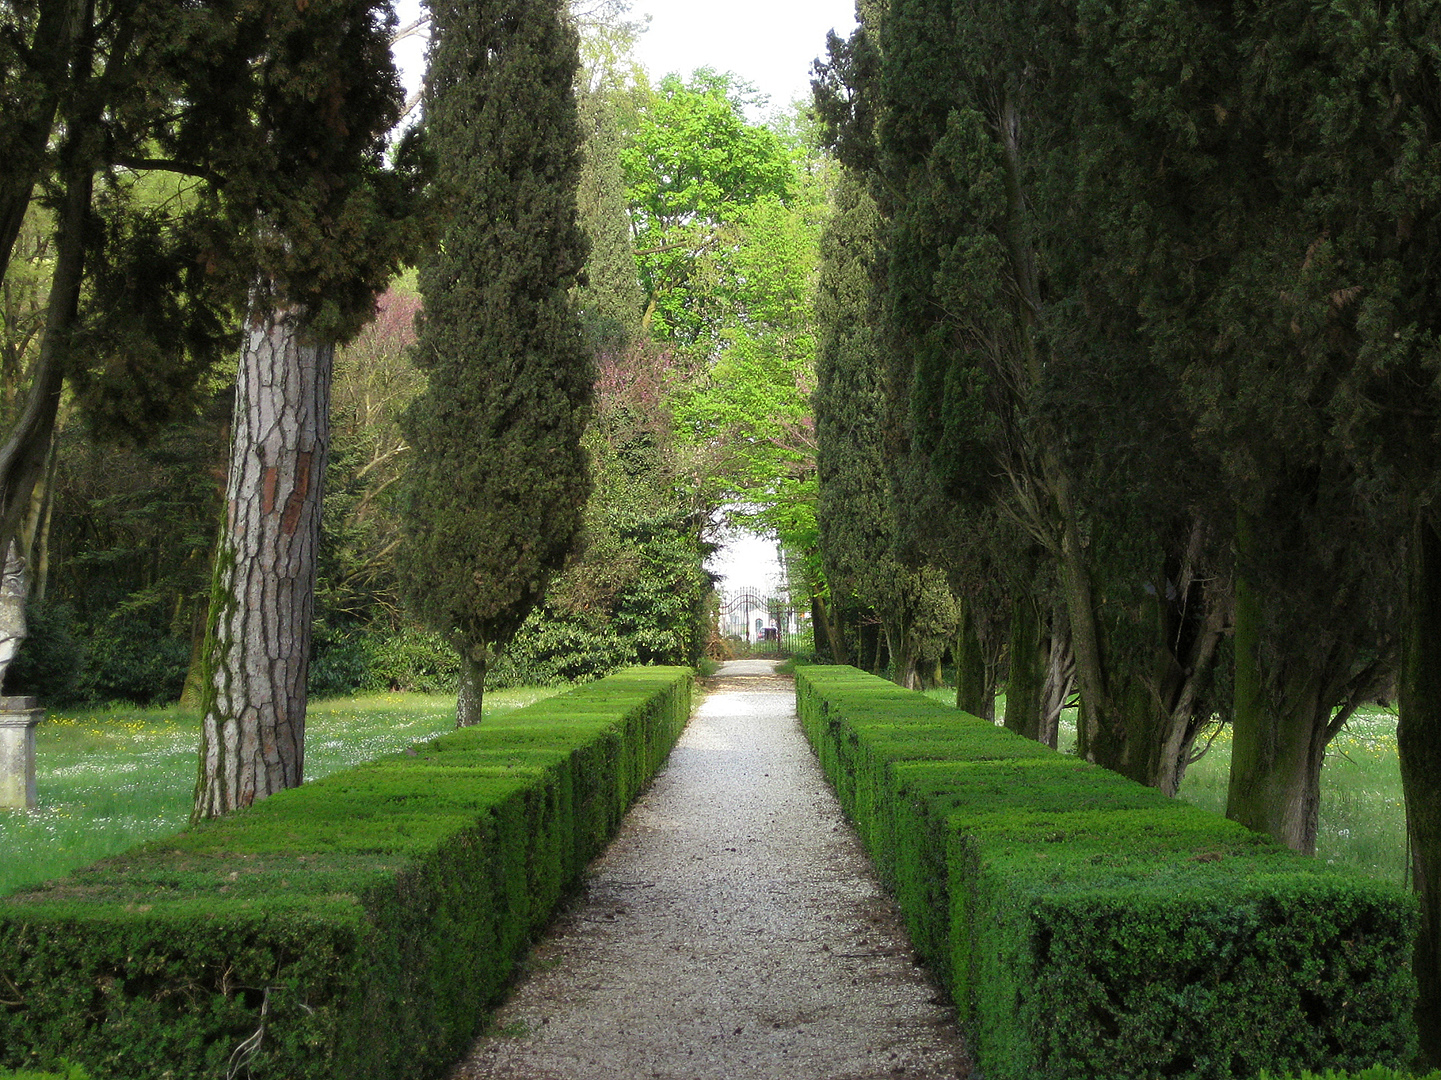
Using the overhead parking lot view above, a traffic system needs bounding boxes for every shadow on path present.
[450,660,971,1080]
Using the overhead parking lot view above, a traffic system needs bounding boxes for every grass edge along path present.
[0,666,692,1080]
[798,665,1418,1080]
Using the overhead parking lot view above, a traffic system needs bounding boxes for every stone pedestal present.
[0,696,42,810]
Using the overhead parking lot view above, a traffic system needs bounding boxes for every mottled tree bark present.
[1400,513,1441,1067]
[455,648,487,728]
[193,305,331,820]
[954,597,988,718]
[1004,594,1043,740]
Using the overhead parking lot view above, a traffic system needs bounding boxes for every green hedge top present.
[1,666,692,1080]
[795,665,1418,1080]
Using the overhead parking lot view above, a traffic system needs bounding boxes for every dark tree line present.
[812,0,1441,1060]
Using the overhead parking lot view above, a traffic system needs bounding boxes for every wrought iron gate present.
[716,590,806,656]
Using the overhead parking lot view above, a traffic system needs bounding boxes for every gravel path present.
[449,660,971,1080]
[449,657,968,1078]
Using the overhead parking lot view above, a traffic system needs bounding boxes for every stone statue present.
[0,542,28,694]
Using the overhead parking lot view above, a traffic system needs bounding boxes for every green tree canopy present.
[621,70,794,349]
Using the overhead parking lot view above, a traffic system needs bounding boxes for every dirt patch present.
[449,661,972,1080]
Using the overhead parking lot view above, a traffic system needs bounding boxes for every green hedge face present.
[796,666,1419,1080]
[0,667,692,1080]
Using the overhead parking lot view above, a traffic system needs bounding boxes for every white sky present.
[391,1,859,120]
[627,0,857,117]
[706,525,783,597]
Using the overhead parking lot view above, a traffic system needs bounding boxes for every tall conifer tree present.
[401,0,592,726]
[193,0,417,820]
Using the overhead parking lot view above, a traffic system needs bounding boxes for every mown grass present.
[0,687,563,898]
[923,688,1407,884]
[1177,706,1408,884]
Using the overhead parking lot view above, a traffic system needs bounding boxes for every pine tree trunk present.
[455,650,487,727]
[193,305,330,821]
[1400,513,1441,1067]
[1004,594,1042,740]
[182,421,231,708]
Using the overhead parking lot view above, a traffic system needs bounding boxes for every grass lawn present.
[0,687,563,898]
[1177,706,1408,884]
[923,688,1408,885]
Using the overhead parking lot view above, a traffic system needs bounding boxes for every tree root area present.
[449,661,972,1080]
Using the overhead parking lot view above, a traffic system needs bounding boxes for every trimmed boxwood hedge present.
[0,666,691,1080]
[796,665,1418,1080]
[1257,1071,1441,1080]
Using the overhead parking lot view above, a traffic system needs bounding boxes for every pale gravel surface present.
[448,660,971,1080]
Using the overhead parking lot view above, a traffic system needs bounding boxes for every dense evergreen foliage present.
[400,0,593,725]
[811,0,1441,1055]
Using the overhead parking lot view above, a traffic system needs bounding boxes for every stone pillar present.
[0,696,42,810]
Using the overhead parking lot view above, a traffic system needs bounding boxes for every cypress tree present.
[574,86,644,356]
[814,168,888,668]
[401,0,592,726]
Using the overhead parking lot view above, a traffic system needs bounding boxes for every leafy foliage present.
[621,70,794,351]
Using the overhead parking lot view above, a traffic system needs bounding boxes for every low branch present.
[113,156,215,182]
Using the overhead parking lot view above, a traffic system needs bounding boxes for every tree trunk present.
[811,592,848,665]
[1226,560,1327,853]
[1038,604,1073,749]
[19,427,59,602]
[0,153,86,563]
[182,412,232,708]
[955,596,988,717]
[1004,593,1043,740]
[193,304,331,821]
[886,624,916,690]
[862,619,883,674]
[0,0,84,276]
[1400,512,1441,1067]
[455,648,487,727]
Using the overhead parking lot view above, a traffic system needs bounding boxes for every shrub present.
[0,1066,93,1080]
[796,666,1418,1080]
[308,624,460,697]
[358,625,460,693]
[6,600,82,703]
[489,608,634,689]
[0,666,691,1080]
[10,607,191,708]
[1258,1072,1441,1080]
[71,622,189,706]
